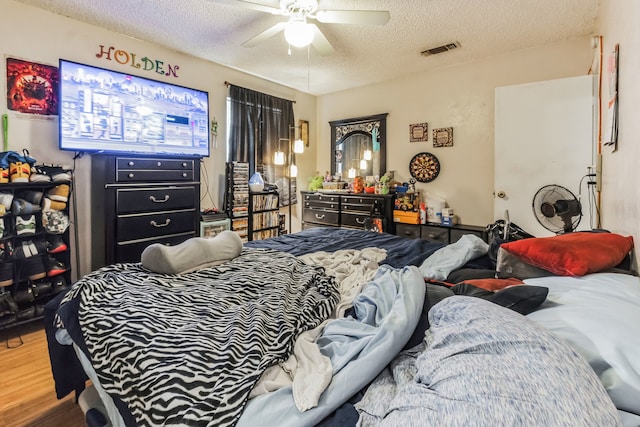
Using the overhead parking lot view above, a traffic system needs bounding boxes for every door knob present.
[496,191,506,198]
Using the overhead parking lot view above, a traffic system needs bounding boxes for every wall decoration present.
[409,122,429,142]
[299,119,310,147]
[409,152,441,183]
[433,127,454,147]
[6,57,59,115]
[603,43,619,152]
[95,44,180,78]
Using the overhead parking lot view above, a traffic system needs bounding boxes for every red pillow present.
[501,232,634,276]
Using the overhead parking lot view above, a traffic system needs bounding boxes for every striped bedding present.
[56,248,339,427]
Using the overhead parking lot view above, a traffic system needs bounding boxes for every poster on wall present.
[6,57,59,116]
[603,44,619,152]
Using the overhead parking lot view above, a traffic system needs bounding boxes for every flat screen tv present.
[58,59,210,157]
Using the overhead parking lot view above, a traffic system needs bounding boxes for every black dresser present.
[301,191,396,234]
[91,155,200,269]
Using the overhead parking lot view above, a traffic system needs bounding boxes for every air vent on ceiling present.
[421,41,460,57]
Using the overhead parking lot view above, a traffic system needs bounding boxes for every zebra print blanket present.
[57,248,339,427]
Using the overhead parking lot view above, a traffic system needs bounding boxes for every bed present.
[45,227,640,426]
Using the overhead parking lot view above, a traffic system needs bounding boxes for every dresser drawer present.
[114,232,195,263]
[341,195,382,213]
[395,223,421,239]
[341,212,369,229]
[303,199,340,211]
[117,158,194,171]
[303,208,340,226]
[421,225,449,244]
[116,169,194,182]
[117,209,196,241]
[116,186,196,214]
[303,193,340,206]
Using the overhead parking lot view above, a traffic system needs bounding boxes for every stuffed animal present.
[379,170,394,184]
[309,175,324,191]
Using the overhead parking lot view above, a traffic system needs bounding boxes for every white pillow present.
[141,231,242,274]
[526,272,640,417]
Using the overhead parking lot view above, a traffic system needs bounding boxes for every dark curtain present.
[227,85,296,206]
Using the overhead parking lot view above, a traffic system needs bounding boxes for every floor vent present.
[421,41,460,56]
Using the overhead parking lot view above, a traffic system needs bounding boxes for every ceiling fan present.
[211,0,391,56]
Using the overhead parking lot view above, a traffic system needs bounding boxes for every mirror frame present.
[329,113,387,178]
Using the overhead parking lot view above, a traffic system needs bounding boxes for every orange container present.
[393,211,421,224]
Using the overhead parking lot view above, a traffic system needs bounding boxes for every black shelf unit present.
[224,162,249,242]
[248,190,279,241]
[0,180,73,331]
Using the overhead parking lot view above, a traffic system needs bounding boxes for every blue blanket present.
[237,264,425,427]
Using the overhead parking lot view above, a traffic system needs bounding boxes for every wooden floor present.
[0,322,86,427]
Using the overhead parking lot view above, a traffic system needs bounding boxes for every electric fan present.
[532,184,582,234]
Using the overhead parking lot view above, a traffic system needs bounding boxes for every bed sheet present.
[245,227,446,268]
[356,296,622,426]
[48,228,443,426]
[237,264,425,427]
[56,248,339,426]
[526,272,640,423]
[63,263,425,427]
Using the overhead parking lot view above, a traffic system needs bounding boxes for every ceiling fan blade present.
[209,0,282,15]
[242,22,287,47]
[315,10,390,25]
[309,24,334,56]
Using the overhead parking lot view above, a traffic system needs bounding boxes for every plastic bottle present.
[419,202,427,224]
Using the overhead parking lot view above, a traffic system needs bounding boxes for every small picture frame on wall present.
[300,119,310,147]
[409,123,429,142]
[433,127,454,147]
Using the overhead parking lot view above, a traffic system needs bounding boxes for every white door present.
[494,75,596,237]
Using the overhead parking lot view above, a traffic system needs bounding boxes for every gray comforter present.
[356,296,622,427]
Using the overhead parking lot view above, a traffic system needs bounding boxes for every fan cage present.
[532,185,582,233]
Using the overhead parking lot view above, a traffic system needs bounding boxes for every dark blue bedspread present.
[246,227,445,268]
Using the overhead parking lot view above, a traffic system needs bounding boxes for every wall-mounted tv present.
[58,59,210,157]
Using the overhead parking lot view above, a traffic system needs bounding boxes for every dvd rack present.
[248,190,280,241]
[224,162,250,242]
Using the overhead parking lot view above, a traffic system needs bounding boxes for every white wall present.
[1,0,316,278]
[316,38,594,228]
[596,0,640,267]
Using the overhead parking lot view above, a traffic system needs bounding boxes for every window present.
[227,85,296,206]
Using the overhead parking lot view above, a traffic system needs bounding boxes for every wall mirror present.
[330,113,387,179]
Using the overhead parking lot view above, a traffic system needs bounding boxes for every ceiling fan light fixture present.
[284,16,314,47]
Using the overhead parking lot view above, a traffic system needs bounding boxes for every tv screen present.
[58,59,210,157]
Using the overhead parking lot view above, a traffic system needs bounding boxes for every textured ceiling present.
[13,0,600,95]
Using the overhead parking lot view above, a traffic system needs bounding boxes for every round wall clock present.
[409,152,441,182]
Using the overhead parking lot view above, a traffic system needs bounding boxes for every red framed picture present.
[6,57,59,115]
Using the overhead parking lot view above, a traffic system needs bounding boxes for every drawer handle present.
[150,219,171,228]
[128,161,135,166]
[157,162,162,167]
[128,173,135,178]
[182,172,187,177]
[314,213,326,220]
[150,195,170,203]
[355,217,365,224]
